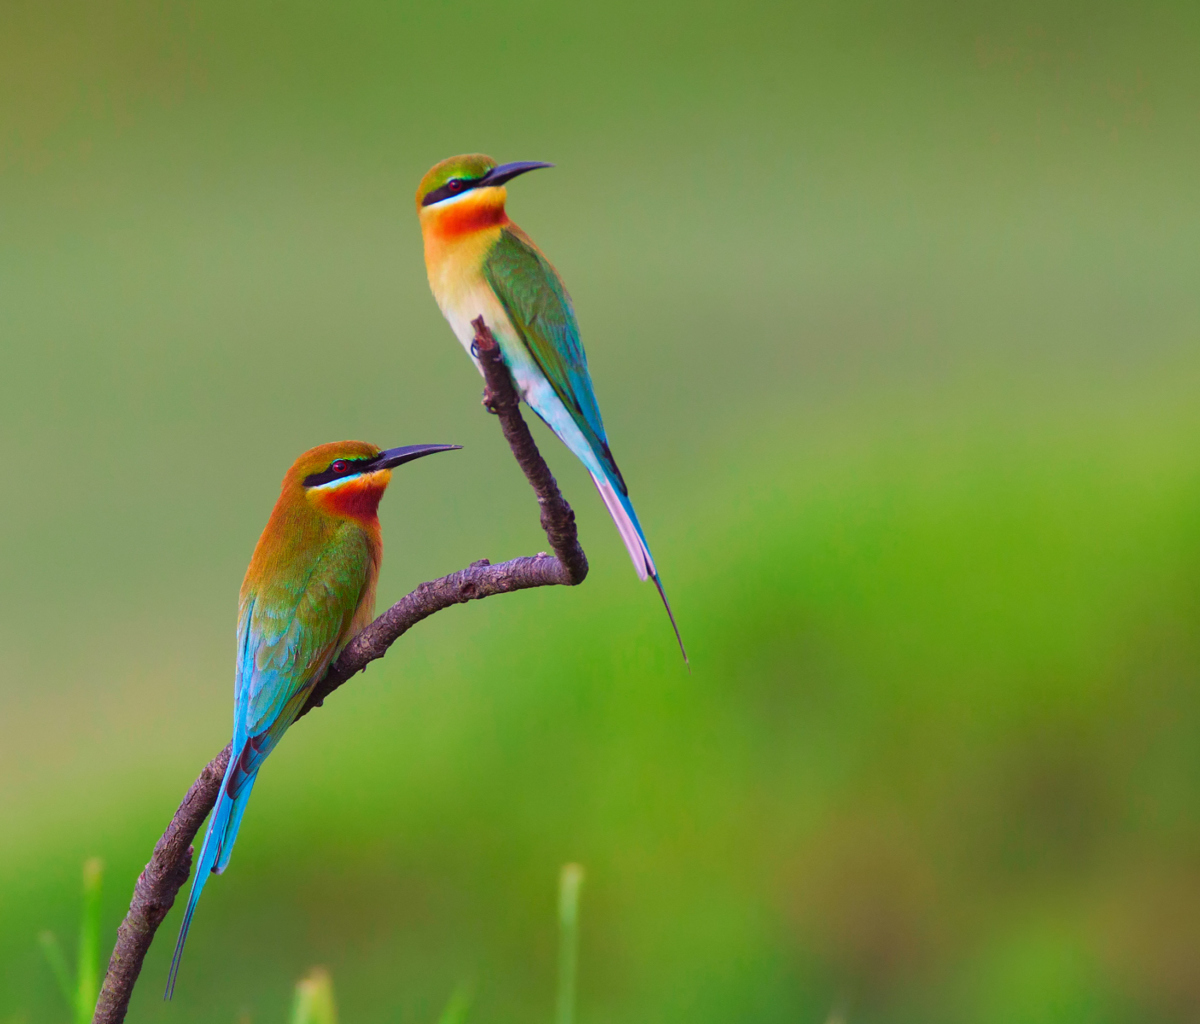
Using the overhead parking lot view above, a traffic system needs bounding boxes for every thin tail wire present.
[164,890,199,999]
[164,751,240,999]
[164,822,218,999]
[651,572,689,667]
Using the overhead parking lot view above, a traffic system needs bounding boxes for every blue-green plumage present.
[165,440,460,997]
[417,155,686,661]
[165,533,369,998]
[484,229,621,486]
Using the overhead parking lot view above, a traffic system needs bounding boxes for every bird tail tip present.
[652,572,689,669]
[165,760,241,999]
[591,472,688,665]
[164,884,199,1000]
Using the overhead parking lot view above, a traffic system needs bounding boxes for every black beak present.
[479,161,554,188]
[372,444,462,470]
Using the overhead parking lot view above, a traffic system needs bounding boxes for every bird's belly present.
[439,279,508,365]
[438,280,548,404]
[434,272,599,470]
[442,298,597,480]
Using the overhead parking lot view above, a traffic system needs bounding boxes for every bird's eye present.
[447,178,464,192]
[330,459,349,474]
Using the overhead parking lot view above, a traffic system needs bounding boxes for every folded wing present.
[484,226,627,494]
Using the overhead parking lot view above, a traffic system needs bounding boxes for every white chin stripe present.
[309,471,383,492]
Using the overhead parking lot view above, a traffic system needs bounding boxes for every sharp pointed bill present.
[165,439,459,998]
[375,443,463,468]
[480,160,554,187]
[415,153,687,663]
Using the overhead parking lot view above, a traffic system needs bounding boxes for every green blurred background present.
[3,0,1200,1020]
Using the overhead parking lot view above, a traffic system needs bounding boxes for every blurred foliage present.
[257,867,567,1024]
[291,969,337,1024]
[37,859,102,1024]
[434,986,473,1024]
[2,0,1200,1022]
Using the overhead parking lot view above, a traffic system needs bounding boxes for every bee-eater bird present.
[165,439,460,997]
[415,154,686,662]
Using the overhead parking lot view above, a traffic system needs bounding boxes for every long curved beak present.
[480,161,554,188]
[372,444,461,470]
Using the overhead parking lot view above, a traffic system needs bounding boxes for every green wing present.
[235,526,371,779]
[484,228,626,491]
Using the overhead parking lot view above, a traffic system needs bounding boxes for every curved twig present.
[471,315,588,587]
[94,318,587,1023]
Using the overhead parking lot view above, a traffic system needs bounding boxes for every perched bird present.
[166,440,460,997]
[415,154,686,661]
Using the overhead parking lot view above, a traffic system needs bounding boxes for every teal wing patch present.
[484,228,626,492]
[231,528,371,790]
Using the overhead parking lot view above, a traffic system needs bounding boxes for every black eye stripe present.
[422,175,486,206]
[303,457,374,488]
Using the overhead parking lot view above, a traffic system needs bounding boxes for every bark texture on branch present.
[94,318,587,1023]
[471,315,589,587]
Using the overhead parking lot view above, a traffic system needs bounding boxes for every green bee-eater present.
[416,154,685,661]
[166,440,460,997]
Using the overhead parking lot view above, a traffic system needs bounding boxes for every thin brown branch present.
[93,747,231,1023]
[94,317,587,1023]
[471,315,588,586]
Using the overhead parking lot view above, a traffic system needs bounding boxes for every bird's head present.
[415,154,552,236]
[285,440,461,524]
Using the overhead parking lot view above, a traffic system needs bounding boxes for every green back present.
[484,228,626,493]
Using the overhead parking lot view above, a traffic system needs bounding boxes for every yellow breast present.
[419,187,509,309]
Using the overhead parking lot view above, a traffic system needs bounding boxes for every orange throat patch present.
[422,187,509,243]
[310,470,392,524]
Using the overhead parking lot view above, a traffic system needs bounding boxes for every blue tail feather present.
[164,748,257,999]
[215,774,257,874]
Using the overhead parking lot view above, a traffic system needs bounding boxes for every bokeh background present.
[3,1,1200,1021]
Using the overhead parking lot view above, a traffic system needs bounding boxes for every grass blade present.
[291,967,338,1024]
[38,930,74,1007]
[76,857,103,1024]
[435,982,473,1024]
[556,863,585,1024]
